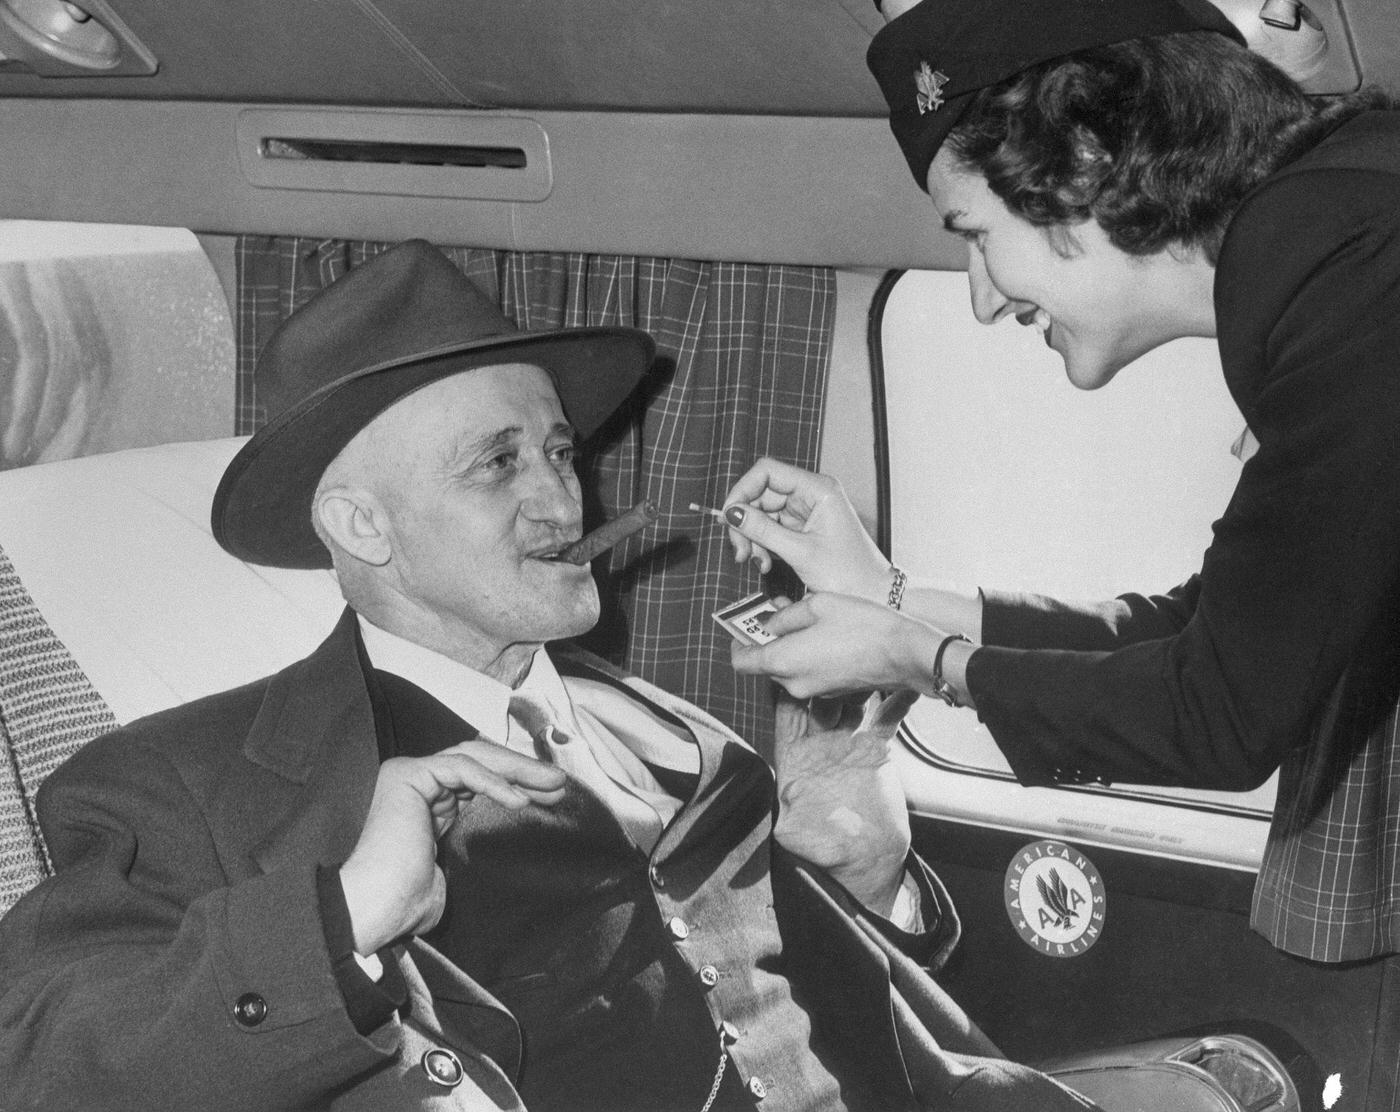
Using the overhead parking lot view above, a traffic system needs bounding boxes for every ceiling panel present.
[0,0,1386,110]
[393,0,885,112]
[0,0,889,113]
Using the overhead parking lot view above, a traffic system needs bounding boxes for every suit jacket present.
[0,609,1097,1111]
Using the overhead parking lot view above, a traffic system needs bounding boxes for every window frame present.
[869,268,1274,872]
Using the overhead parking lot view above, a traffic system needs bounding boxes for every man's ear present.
[315,487,392,567]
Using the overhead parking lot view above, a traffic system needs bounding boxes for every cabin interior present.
[1,0,1398,1107]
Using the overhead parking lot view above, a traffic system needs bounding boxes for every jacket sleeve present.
[967,164,1400,791]
[855,852,963,972]
[0,730,400,1111]
[770,846,1103,1112]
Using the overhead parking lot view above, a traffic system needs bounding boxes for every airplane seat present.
[0,438,1301,1112]
[1039,1033,1301,1111]
[0,437,343,918]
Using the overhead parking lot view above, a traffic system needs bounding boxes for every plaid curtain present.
[234,237,835,756]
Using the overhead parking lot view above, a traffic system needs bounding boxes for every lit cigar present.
[558,500,660,565]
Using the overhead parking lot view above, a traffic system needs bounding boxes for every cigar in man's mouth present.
[556,500,660,565]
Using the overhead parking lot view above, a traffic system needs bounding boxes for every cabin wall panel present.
[820,268,882,530]
[0,100,962,270]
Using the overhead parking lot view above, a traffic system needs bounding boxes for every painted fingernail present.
[725,505,745,527]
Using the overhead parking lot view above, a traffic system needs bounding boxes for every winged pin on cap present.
[866,0,1246,190]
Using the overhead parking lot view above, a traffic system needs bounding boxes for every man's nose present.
[522,460,582,525]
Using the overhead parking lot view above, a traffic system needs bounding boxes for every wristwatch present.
[931,633,970,707]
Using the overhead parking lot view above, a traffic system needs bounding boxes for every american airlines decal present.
[1004,839,1106,957]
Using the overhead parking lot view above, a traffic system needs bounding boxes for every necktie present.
[508,692,665,851]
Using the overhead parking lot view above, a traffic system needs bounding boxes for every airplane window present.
[876,269,1275,870]
[0,221,232,470]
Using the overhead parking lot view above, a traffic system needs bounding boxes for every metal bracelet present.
[931,632,970,707]
[887,565,908,611]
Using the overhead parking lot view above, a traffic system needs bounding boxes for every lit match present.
[689,502,728,524]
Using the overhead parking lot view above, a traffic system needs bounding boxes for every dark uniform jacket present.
[965,110,1400,964]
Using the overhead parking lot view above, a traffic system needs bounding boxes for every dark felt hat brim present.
[211,326,654,569]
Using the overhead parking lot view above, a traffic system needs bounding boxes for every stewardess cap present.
[212,240,655,569]
[867,0,1245,190]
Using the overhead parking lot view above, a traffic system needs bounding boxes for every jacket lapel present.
[211,609,525,1086]
[214,608,381,876]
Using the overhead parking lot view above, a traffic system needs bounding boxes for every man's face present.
[350,363,599,665]
[926,149,1184,391]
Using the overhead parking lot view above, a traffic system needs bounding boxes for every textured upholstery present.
[0,544,118,916]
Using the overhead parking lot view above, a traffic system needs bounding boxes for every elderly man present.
[0,241,1101,1111]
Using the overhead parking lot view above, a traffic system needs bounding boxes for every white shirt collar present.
[355,614,696,779]
[356,614,517,744]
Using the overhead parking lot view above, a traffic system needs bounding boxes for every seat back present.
[0,438,343,917]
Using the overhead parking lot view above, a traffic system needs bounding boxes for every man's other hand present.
[772,689,918,916]
[339,745,567,954]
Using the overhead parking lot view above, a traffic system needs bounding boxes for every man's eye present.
[482,452,517,472]
[549,443,577,466]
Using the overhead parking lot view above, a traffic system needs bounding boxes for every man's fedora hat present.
[212,240,656,569]
[867,0,1245,191]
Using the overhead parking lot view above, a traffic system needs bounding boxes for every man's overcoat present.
[0,610,1095,1111]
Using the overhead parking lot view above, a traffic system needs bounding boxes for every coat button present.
[667,916,690,941]
[748,1076,768,1099]
[232,992,268,1027]
[421,1048,464,1089]
[698,964,720,988]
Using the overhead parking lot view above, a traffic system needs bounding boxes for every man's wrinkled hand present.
[772,689,919,916]
[339,743,566,954]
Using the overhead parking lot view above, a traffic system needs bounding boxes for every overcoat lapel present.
[220,608,381,877]
[206,609,523,1102]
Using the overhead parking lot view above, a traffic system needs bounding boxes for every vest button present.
[698,964,720,988]
[649,863,665,889]
[667,916,690,940]
[721,1020,740,1043]
[748,1076,769,1099]
[421,1047,465,1088]
[232,992,268,1027]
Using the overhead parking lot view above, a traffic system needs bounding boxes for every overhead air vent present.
[261,138,529,172]
[0,0,156,76]
[237,110,553,202]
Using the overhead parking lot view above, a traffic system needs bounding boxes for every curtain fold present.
[235,237,835,756]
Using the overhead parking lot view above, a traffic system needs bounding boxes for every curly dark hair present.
[946,31,1389,262]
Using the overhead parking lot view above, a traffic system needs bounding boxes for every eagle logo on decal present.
[1004,840,1106,958]
[1036,868,1080,930]
[915,62,949,115]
